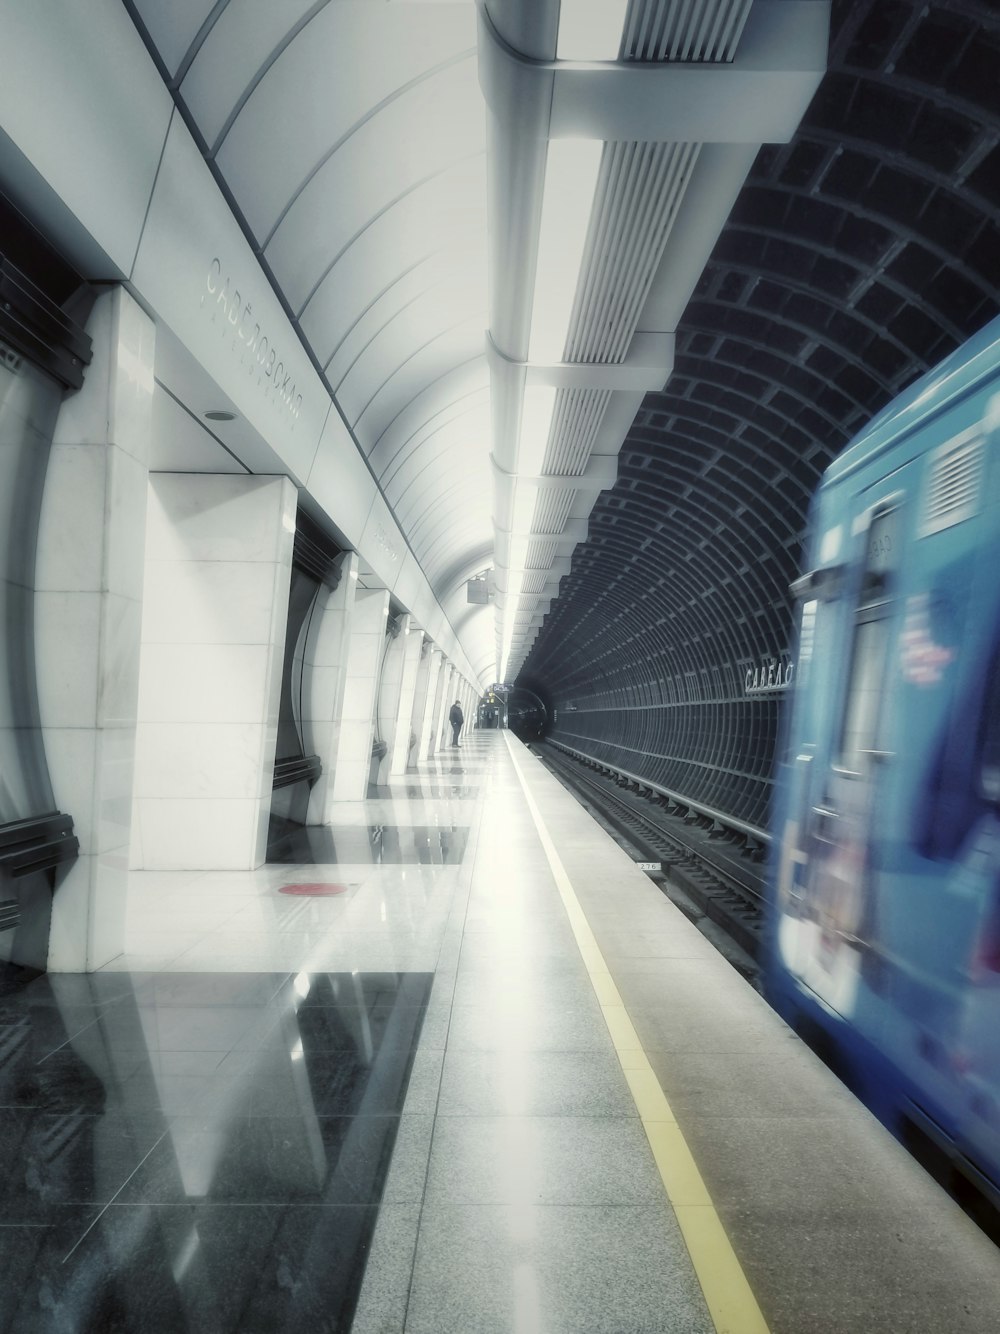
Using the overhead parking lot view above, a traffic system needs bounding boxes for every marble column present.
[461,677,472,741]
[415,646,442,767]
[302,553,358,824]
[434,663,455,755]
[37,287,155,970]
[428,658,449,757]
[131,473,296,870]
[330,587,389,801]
[373,615,407,787]
[388,620,425,777]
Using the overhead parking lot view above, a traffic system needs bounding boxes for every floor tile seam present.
[418,1109,642,1120]
[36,1016,106,1062]
[102,945,191,972]
[504,733,770,1334]
[395,746,496,1331]
[60,1129,170,1263]
[404,1201,684,1212]
[81,1201,383,1210]
[143,909,272,968]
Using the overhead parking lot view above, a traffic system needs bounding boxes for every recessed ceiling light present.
[204,409,236,422]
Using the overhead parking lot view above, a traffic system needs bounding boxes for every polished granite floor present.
[0,969,430,1331]
[267,823,471,866]
[12,732,999,1333]
[0,733,717,1332]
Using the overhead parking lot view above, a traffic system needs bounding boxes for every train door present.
[794,490,905,1019]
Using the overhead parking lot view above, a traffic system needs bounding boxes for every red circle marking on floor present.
[279,883,350,896]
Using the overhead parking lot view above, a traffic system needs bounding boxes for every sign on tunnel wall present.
[744,657,795,695]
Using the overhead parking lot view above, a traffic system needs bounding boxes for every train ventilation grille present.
[920,434,983,538]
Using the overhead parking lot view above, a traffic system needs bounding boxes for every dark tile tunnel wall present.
[523,0,1000,831]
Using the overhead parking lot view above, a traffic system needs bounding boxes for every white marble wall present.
[302,553,358,824]
[131,473,296,870]
[415,646,442,766]
[330,587,389,802]
[389,621,425,776]
[39,288,155,971]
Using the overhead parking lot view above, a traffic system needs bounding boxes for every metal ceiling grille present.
[520,571,549,595]
[526,538,561,567]
[533,488,577,534]
[920,434,984,537]
[545,387,613,475]
[564,140,701,364]
[622,0,754,63]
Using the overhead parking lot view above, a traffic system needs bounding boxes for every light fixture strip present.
[556,0,630,60]
[511,483,538,533]
[527,138,604,365]
[507,533,531,574]
[518,384,557,476]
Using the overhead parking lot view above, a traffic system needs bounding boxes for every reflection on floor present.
[0,969,430,1331]
[367,785,479,800]
[267,824,470,866]
[2,734,732,1331]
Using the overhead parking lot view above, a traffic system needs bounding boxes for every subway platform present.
[3,730,1000,1332]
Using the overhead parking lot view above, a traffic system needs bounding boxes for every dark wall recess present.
[268,514,345,840]
[0,236,91,986]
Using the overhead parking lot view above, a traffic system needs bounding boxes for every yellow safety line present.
[505,737,770,1334]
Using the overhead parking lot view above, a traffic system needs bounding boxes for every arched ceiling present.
[125,0,834,693]
[523,0,1000,762]
[124,0,998,714]
[126,0,495,676]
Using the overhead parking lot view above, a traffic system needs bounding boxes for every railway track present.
[531,741,766,971]
[531,741,1000,1247]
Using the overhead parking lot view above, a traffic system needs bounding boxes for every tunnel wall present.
[532,436,832,831]
[523,0,1000,833]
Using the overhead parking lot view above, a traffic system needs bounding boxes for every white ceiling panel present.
[341,303,487,440]
[396,467,486,538]
[350,317,487,449]
[214,5,477,242]
[367,363,488,485]
[381,403,490,500]
[323,252,466,395]
[290,155,487,350]
[390,486,490,575]
[124,0,812,684]
[265,57,483,314]
[130,0,216,79]
[179,0,318,149]
[378,391,490,493]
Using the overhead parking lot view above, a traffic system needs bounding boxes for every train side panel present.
[767,333,1000,1191]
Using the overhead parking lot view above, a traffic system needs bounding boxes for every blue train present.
[766,312,1000,1201]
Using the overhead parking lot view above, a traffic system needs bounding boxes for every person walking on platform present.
[449,699,464,748]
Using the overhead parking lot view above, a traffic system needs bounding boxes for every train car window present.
[838,506,899,774]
